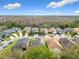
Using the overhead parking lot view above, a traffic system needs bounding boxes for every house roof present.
[47,37,63,49]
[32,36,44,47]
[72,37,79,44]
[56,27,63,34]
[0,27,21,35]
[40,28,48,32]
[48,27,56,32]
[64,28,72,32]
[13,37,30,50]
[73,28,79,32]
[60,37,76,48]
[32,27,39,32]
[23,27,31,31]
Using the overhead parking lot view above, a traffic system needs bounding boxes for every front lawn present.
[3,37,10,41]
[0,40,17,57]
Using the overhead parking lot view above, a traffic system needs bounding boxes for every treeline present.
[0,20,79,29]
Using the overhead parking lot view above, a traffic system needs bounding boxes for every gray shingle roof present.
[32,36,43,47]
[56,27,63,34]
[60,37,75,48]
[64,28,72,32]
[13,37,30,50]
[0,27,21,36]
[72,37,79,44]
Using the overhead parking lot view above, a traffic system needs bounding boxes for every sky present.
[0,0,79,15]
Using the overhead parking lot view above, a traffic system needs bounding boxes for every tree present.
[40,24,51,28]
[70,32,78,37]
[24,46,53,59]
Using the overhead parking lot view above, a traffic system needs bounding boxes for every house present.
[56,27,63,35]
[23,27,31,33]
[72,36,79,44]
[60,37,77,48]
[10,27,22,33]
[73,28,79,33]
[32,27,39,33]
[32,35,45,47]
[46,37,63,50]
[0,31,10,37]
[13,37,30,51]
[40,28,48,34]
[64,28,72,33]
[54,34,60,40]
[43,35,52,41]
[0,27,21,37]
[48,27,56,33]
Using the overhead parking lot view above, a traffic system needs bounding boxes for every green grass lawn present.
[0,40,18,57]
[0,43,3,46]
[0,36,33,57]
[3,37,10,41]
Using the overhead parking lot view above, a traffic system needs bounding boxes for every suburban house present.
[10,27,22,33]
[0,27,21,37]
[60,37,77,48]
[32,27,39,33]
[73,28,79,33]
[56,27,63,35]
[48,27,56,33]
[32,35,45,47]
[46,37,63,50]
[72,36,79,44]
[23,27,31,33]
[64,28,72,33]
[13,37,30,51]
[43,35,52,41]
[40,28,48,34]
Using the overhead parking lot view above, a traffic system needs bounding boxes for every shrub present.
[24,46,53,59]
[61,46,79,59]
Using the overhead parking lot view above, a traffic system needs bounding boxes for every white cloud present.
[55,11,62,15]
[74,10,79,15]
[47,0,78,8]
[4,3,21,10]
[33,9,50,13]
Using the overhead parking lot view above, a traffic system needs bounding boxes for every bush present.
[61,46,79,59]
[24,46,53,59]
[0,50,24,59]
[38,32,45,35]
[70,32,78,37]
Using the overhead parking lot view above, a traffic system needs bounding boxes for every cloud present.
[4,3,21,10]
[74,10,79,15]
[55,11,62,15]
[33,9,50,13]
[47,0,78,8]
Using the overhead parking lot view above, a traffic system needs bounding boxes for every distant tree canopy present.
[0,20,79,29]
[56,20,79,29]
[40,23,51,28]
[58,24,70,29]
[0,21,26,29]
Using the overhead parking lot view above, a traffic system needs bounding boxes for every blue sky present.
[0,0,79,15]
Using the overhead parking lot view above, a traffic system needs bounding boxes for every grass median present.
[0,40,18,56]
